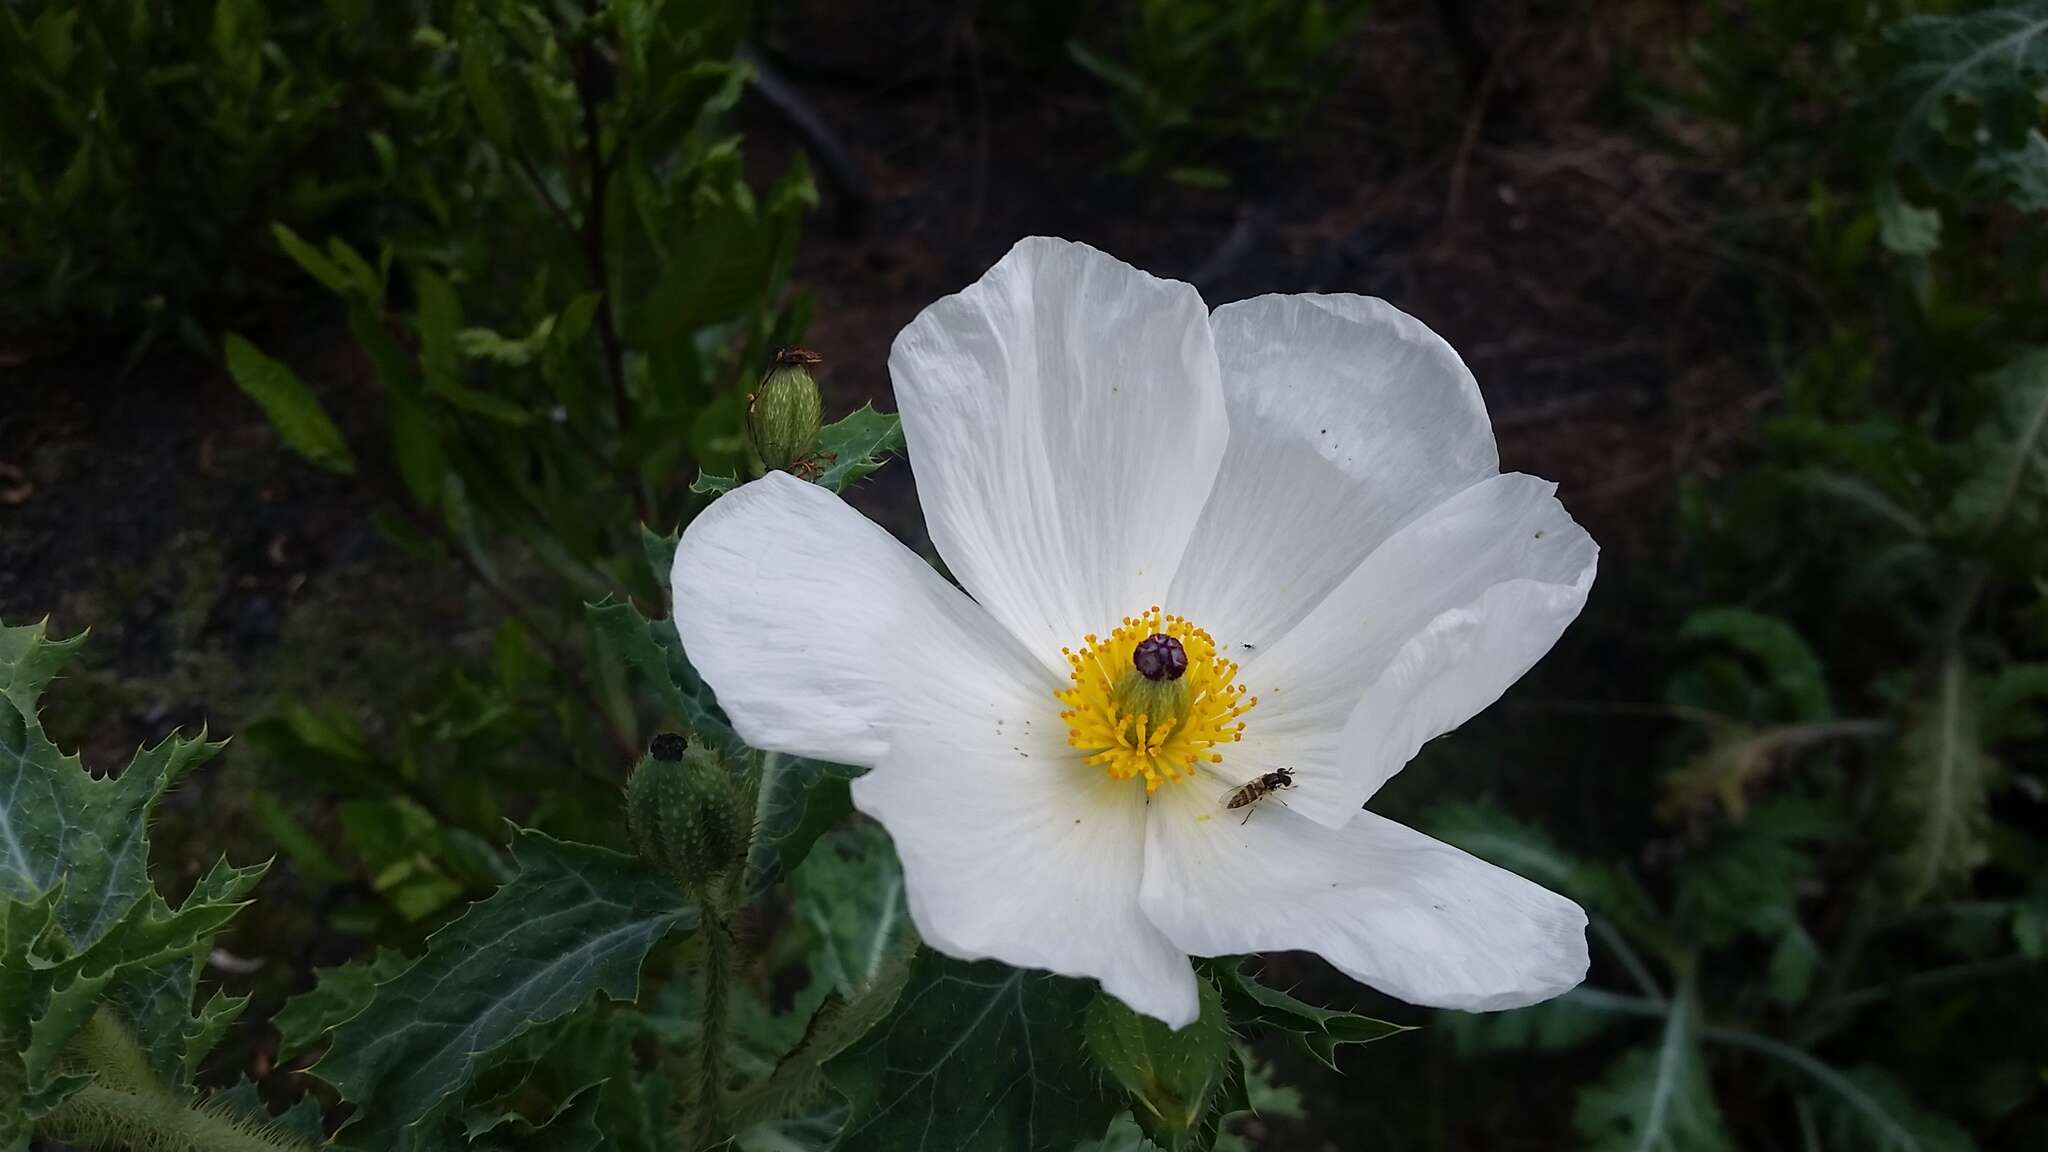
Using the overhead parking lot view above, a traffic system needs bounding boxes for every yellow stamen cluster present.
[1056,607,1256,794]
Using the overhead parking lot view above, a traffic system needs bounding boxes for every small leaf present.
[272,224,352,295]
[223,334,356,474]
[1876,184,1942,256]
[1212,961,1411,1071]
[690,470,738,497]
[792,824,912,998]
[814,404,905,493]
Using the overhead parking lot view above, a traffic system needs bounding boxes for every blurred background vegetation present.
[2,0,2044,1148]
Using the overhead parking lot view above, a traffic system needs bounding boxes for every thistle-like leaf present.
[312,829,693,1152]
[1895,654,1993,904]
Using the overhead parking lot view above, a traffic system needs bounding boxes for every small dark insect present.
[1222,767,1295,824]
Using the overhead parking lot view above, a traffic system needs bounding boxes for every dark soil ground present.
[3,1,1769,1145]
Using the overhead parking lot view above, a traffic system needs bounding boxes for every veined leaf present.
[0,620,265,1136]
[1896,653,1993,903]
[792,824,911,999]
[1949,348,2048,538]
[222,334,356,474]
[814,405,905,493]
[823,951,1119,1152]
[1888,2,2048,178]
[273,948,412,1061]
[1575,982,1734,1152]
[315,830,694,1152]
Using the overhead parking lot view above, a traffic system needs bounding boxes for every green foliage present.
[1066,0,1373,179]
[0,620,294,1150]
[308,831,692,1152]
[823,950,1120,1152]
[221,333,357,475]
[0,0,413,347]
[1085,980,1231,1148]
[1210,960,1409,1071]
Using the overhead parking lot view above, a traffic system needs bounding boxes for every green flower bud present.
[748,346,825,473]
[625,740,755,893]
[1084,979,1230,1145]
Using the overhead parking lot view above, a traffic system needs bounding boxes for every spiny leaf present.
[1211,961,1410,1071]
[813,404,905,493]
[823,950,1119,1152]
[0,620,263,1129]
[1948,348,2048,538]
[222,333,356,475]
[314,830,694,1152]
[585,600,742,758]
[1895,653,1993,903]
[272,948,412,1061]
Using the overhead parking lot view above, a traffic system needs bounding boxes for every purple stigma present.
[1132,633,1187,681]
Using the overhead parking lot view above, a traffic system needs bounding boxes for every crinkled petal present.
[855,728,1201,1027]
[1169,294,1498,650]
[1140,784,1587,1011]
[1234,473,1596,825]
[672,471,1053,765]
[891,237,1228,668]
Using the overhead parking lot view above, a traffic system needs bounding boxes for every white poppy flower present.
[674,238,1598,1028]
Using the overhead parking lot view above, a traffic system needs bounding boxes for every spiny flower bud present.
[748,346,825,473]
[625,740,754,893]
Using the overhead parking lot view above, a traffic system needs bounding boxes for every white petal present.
[1236,473,1596,825]
[672,472,1053,765]
[1169,294,1498,650]
[891,237,1228,668]
[854,729,1201,1027]
[1140,785,1587,1011]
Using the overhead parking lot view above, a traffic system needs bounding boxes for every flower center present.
[1056,607,1256,794]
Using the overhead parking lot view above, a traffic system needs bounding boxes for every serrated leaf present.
[824,951,1119,1152]
[586,600,743,757]
[1948,348,2048,538]
[273,947,412,1060]
[1896,654,1993,903]
[1676,607,1832,722]
[814,405,904,493]
[0,621,263,1128]
[223,333,356,474]
[1211,961,1410,1071]
[315,830,694,1152]
[691,469,738,497]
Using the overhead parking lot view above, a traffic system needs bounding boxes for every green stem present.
[74,1007,159,1095]
[686,886,737,1149]
[38,1084,314,1152]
